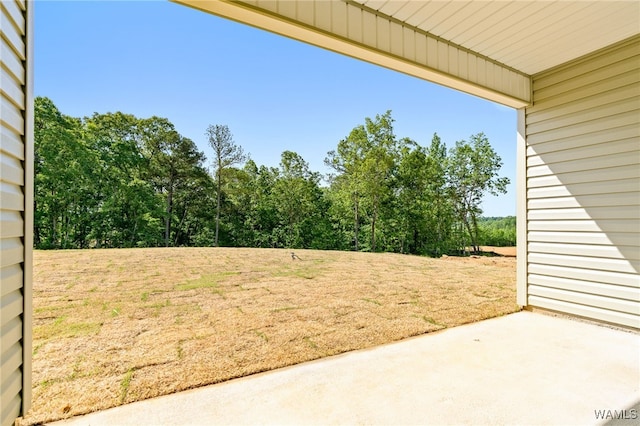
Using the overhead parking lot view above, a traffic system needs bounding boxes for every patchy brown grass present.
[23,248,517,425]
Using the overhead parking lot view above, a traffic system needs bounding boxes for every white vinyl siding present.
[525,35,640,329]
[0,0,32,425]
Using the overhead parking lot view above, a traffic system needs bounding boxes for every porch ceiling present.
[354,0,640,76]
[173,1,639,106]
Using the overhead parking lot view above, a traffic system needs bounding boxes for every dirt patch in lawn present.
[22,248,517,425]
[480,246,517,257]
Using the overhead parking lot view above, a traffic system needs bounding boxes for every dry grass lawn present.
[22,247,517,425]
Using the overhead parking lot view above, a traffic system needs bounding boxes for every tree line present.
[477,217,517,247]
[34,97,511,255]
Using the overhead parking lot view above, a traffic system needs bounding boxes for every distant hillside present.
[478,216,516,247]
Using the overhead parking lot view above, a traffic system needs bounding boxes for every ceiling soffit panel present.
[356,0,640,76]
[173,0,532,108]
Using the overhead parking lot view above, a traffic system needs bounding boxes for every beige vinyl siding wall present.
[0,0,32,424]
[525,35,640,329]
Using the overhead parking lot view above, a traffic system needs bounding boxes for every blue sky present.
[35,1,517,217]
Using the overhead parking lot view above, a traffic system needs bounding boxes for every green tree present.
[206,124,246,247]
[271,151,326,248]
[171,168,215,246]
[391,133,456,256]
[34,97,98,248]
[34,99,215,249]
[33,99,512,256]
[477,216,516,247]
[325,125,367,251]
[359,111,397,252]
[446,133,510,254]
[217,165,254,247]
[84,112,163,247]
[395,138,429,254]
[423,133,456,256]
[325,111,398,252]
[142,117,207,247]
[246,162,281,248]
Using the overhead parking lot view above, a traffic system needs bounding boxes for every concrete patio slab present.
[50,311,639,425]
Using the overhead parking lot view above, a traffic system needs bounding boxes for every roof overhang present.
[173,1,640,109]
